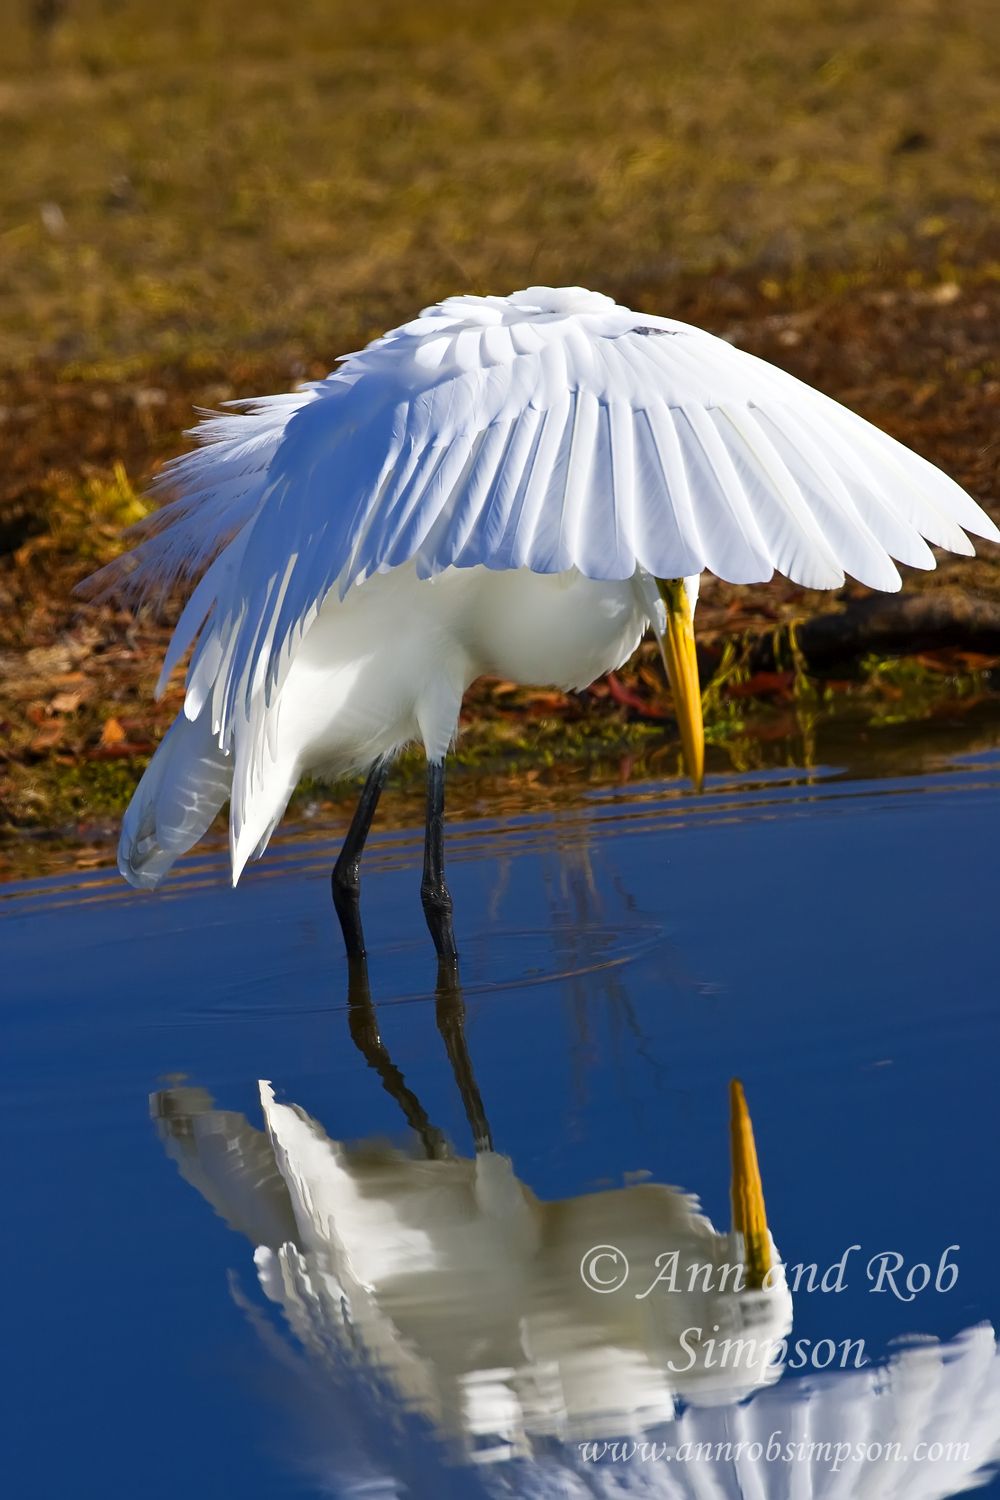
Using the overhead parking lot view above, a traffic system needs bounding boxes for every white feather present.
[84,286,998,887]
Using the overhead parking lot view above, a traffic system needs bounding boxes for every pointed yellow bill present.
[730,1078,773,1291]
[655,577,704,792]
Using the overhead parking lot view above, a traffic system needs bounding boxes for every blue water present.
[4,750,1000,1497]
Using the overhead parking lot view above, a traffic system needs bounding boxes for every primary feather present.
[85,285,999,888]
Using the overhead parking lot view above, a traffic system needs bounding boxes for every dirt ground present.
[2,0,1000,874]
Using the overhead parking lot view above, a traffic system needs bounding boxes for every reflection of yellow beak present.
[730,1079,773,1290]
[655,578,704,792]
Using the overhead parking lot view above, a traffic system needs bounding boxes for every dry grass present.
[3,0,1000,368]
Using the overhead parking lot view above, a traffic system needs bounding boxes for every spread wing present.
[83,286,999,753]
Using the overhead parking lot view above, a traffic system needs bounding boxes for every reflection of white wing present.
[92,286,999,759]
[155,1082,1000,1497]
[151,1086,297,1250]
[537,1326,1000,1499]
[718,1325,1000,1500]
[155,1081,789,1459]
[258,1080,790,1443]
[257,1313,1000,1500]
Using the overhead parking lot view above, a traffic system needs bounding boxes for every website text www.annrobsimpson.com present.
[577,1435,972,1474]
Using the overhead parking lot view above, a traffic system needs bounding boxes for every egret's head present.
[654,575,705,792]
[649,1078,787,1407]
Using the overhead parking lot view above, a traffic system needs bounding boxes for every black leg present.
[421,760,457,960]
[331,760,389,960]
[435,958,493,1152]
[345,957,449,1160]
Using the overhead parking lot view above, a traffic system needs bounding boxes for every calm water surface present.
[4,743,1000,1497]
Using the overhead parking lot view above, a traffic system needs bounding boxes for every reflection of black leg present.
[332,760,389,960]
[421,760,457,960]
[345,956,449,1160]
[435,958,493,1153]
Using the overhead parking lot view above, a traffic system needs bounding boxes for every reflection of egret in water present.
[482,828,681,1117]
[153,965,1000,1498]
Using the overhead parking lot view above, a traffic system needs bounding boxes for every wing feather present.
[86,288,997,767]
[576,396,635,580]
[715,403,894,591]
[631,400,704,578]
[79,388,321,606]
[493,392,574,570]
[418,418,517,571]
[558,386,602,573]
[802,397,976,557]
[757,405,933,576]
[452,406,546,568]
[671,403,774,583]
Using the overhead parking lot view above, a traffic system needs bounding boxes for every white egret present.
[156,1079,787,1442]
[154,977,789,1458]
[86,285,999,956]
[154,1058,1000,1498]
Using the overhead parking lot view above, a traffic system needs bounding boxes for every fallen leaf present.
[86,740,154,760]
[954,652,1000,671]
[99,716,126,746]
[727,671,795,699]
[606,672,664,717]
[521,691,569,710]
[30,723,64,753]
[50,691,82,714]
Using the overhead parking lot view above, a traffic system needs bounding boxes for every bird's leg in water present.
[345,957,449,1159]
[331,760,389,959]
[435,958,493,1152]
[421,760,457,959]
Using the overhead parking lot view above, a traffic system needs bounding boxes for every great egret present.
[152,967,1000,1496]
[153,963,790,1460]
[86,285,999,956]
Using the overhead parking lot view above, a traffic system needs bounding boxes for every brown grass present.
[3,0,1000,368]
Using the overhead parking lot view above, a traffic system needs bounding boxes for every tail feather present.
[119,713,233,889]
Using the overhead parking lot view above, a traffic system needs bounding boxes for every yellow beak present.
[655,578,704,792]
[730,1078,773,1291]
